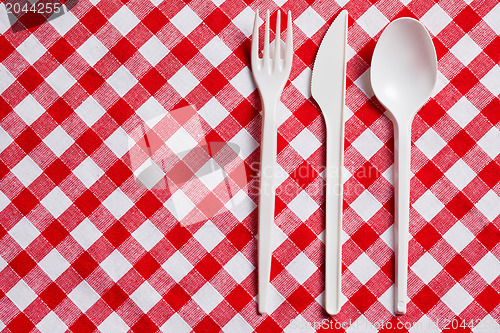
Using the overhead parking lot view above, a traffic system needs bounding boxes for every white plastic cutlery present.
[311,10,348,315]
[251,9,293,314]
[371,18,437,314]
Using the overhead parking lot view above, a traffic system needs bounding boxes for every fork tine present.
[274,11,281,62]
[285,11,293,66]
[252,9,260,66]
[263,10,270,62]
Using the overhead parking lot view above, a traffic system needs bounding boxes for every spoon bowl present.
[371,18,437,315]
[372,18,437,118]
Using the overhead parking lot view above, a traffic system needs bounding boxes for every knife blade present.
[311,9,348,316]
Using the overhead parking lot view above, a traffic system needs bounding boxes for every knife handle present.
[258,97,278,314]
[324,119,344,316]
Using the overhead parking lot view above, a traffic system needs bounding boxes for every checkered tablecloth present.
[0,0,499,331]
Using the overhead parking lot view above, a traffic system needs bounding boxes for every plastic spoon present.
[370,18,437,315]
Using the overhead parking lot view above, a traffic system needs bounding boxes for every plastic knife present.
[310,10,348,316]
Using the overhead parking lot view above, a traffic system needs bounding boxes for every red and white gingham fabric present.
[0,0,499,332]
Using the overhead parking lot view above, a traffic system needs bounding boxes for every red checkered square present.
[171,38,199,63]
[81,8,107,34]
[69,315,96,333]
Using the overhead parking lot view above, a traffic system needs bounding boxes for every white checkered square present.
[161,314,191,333]
[98,313,129,333]
[132,220,164,251]
[41,187,72,218]
[351,130,383,160]
[73,157,104,188]
[444,159,475,190]
[36,312,67,333]
[223,314,253,333]
[287,252,317,284]
[68,281,100,312]
[480,65,500,96]
[409,316,441,333]
[442,284,473,314]
[230,67,254,97]
[411,252,442,284]
[475,316,500,333]
[229,128,258,159]
[448,97,479,128]
[450,35,482,66]
[0,64,15,94]
[105,127,131,158]
[193,221,225,252]
[162,251,193,283]
[224,252,254,284]
[14,95,45,125]
[70,218,102,250]
[357,7,389,38]
[354,69,374,98]
[413,191,444,221]
[168,67,199,98]
[346,316,378,333]
[75,96,106,126]
[295,7,325,38]
[477,127,500,159]
[233,7,257,38]
[170,6,202,36]
[192,283,223,313]
[443,222,475,252]
[77,35,108,66]
[415,128,447,159]
[0,191,8,212]
[107,66,137,97]
[102,188,134,218]
[474,252,500,284]
[109,6,140,35]
[39,249,70,280]
[130,281,162,312]
[288,191,319,221]
[11,156,42,187]
[200,37,231,67]
[164,191,195,221]
[139,36,169,66]
[46,65,76,96]
[476,190,500,221]
[484,3,500,34]
[225,190,256,222]
[289,129,321,160]
[421,4,452,36]
[198,97,229,128]
[48,10,78,36]
[16,35,47,65]
[165,127,198,159]
[349,253,380,284]
[350,191,383,221]
[6,280,37,310]
[100,249,133,282]
[8,218,40,249]
[43,126,74,157]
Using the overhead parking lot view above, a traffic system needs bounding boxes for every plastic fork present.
[251,9,293,315]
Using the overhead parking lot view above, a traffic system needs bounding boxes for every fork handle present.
[258,97,278,314]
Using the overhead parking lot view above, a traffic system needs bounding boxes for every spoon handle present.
[394,121,411,315]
